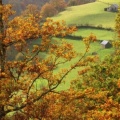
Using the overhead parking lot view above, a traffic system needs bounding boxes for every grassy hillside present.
[52,1,118,28]
[99,0,120,4]
[73,28,116,40]
[35,38,114,91]
[51,0,119,40]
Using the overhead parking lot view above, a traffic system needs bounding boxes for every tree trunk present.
[0,0,6,73]
[0,106,6,119]
[0,0,6,119]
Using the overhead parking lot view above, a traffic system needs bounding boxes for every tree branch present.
[4,48,88,115]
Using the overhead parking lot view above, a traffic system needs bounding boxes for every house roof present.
[110,4,119,10]
[101,40,109,45]
[111,4,119,8]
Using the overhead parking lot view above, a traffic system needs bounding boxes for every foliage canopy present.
[0,0,120,119]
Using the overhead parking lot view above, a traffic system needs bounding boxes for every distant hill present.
[3,0,49,6]
[2,0,97,16]
[52,1,119,28]
[3,0,49,15]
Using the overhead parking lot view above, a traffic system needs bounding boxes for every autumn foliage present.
[0,1,120,120]
[40,0,67,19]
[49,0,67,12]
[40,3,57,19]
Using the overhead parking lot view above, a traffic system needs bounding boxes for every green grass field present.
[99,0,120,4]
[73,28,116,40]
[52,1,118,28]
[35,38,114,91]
[56,39,114,90]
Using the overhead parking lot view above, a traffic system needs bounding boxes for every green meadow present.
[73,28,116,40]
[99,0,120,4]
[52,1,117,28]
[35,38,114,91]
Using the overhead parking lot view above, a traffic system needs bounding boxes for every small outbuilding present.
[101,40,112,48]
[104,4,119,12]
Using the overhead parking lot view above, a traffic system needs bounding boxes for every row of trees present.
[3,0,96,19]
[0,0,120,119]
[3,0,49,15]
[40,0,67,19]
